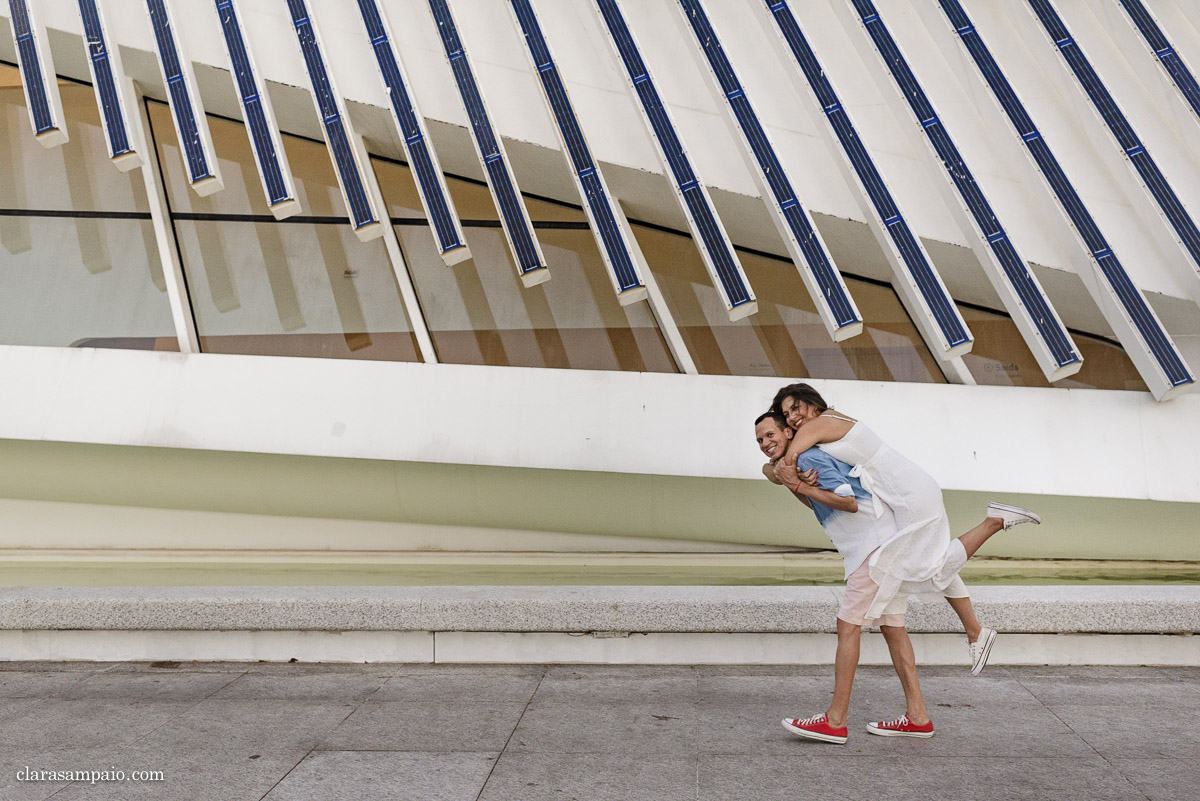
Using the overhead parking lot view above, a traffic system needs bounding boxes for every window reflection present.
[373,157,676,373]
[150,102,420,362]
[629,223,944,382]
[150,101,342,218]
[173,221,419,361]
[960,305,1147,391]
[0,65,176,350]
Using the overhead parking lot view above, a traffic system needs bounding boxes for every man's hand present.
[774,459,819,491]
[773,458,798,489]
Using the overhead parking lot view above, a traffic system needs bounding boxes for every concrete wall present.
[0,345,1196,560]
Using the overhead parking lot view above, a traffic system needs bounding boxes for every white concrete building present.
[0,0,1197,584]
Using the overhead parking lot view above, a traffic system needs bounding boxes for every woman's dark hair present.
[770,383,829,418]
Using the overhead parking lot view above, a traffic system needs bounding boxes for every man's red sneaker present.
[781,713,848,744]
[866,714,934,738]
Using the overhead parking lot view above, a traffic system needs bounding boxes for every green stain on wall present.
[0,439,1196,561]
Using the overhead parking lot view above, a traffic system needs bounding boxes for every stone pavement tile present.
[697,754,1141,801]
[246,662,403,676]
[151,699,357,754]
[1016,675,1200,708]
[699,703,834,756]
[393,664,544,678]
[697,674,830,708]
[508,697,697,755]
[535,666,697,705]
[1157,667,1200,682]
[58,670,241,701]
[477,751,697,801]
[694,665,835,678]
[212,672,389,702]
[1112,758,1200,801]
[47,744,309,801]
[317,700,525,752]
[373,666,543,705]
[0,662,117,673]
[1008,665,1179,680]
[0,671,95,698]
[0,698,194,750]
[106,662,254,674]
[906,675,1042,708]
[840,670,1043,711]
[0,696,46,723]
[263,750,499,801]
[1049,703,1200,759]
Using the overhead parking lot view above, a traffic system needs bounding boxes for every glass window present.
[373,157,676,372]
[960,305,1148,391]
[0,65,176,350]
[148,102,420,362]
[174,221,420,360]
[152,99,343,218]
[630,223,945,382]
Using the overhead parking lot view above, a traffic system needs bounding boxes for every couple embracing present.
[754,383,1040,743]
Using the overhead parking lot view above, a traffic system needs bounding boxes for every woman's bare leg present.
[942,517,1004,642]
[945,596,983,642]
[880,625,929,725]
[827,618,861,729]
[956,516,1004,559]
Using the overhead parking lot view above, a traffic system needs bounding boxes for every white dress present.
[817,414,968,620]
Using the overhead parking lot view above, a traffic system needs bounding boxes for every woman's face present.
[781,396,816,429]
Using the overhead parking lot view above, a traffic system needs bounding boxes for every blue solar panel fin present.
[426,0,548,285]
[354,0,470,266]
[1027,0,1200,314]
[763,0,970,362]
[936,0,1193,399]
[144,0,223,197]
[7,0,68,148]
[75,0,142,170]
[675,0,860,339]
[212,0,300,219]
[284,0,383,242]
[843,0,1083,382]
[592,0,756,321]
[1116,0,1200,126]
[507,0,646,304]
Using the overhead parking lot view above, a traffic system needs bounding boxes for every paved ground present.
[0,661,1194,801]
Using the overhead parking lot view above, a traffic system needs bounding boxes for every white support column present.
[128,79,200,355]
[361,137,439,365]
[613,198,697,375]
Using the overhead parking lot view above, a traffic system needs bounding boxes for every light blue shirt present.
[796,447,871,527]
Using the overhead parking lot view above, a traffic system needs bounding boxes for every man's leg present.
[827,618,861,729]
[879,625,929,726]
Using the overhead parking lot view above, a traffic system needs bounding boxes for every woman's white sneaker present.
[969,627,998,676]
[986,502,1041,530]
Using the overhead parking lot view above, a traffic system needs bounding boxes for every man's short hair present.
[755,410,788,429]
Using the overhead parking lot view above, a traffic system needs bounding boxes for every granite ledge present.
[0,585,1196,634]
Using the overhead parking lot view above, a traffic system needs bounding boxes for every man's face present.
[755,418,793,461]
